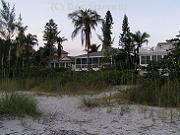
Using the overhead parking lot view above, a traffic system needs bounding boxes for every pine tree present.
[43,19,59,60]
[98,11,113,66]
[102,10,113,50]
[119,15,134,69]
[163,32,180,76]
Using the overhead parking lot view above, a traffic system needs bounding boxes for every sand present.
[0,91,180,135]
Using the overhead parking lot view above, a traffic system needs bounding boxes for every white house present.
[49,50,74,69]
[74,51,112,71]
[139,42,173,67]
[49,42,173,71]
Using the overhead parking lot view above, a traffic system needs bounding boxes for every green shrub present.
[0,70,137,93]
[81,98,100,108]
[1,79,28,92]
[128,77,180,107]
[0,92,39,117]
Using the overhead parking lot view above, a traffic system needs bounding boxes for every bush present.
[0,70,137,93]
[81,98,100,108]
[0,92,39,117]
[128,77,180,107]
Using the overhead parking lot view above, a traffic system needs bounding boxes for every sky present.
[6,0,180,56]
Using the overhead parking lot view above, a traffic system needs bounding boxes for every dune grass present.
[127,77,180,107]
[0,70,179,108]
[81,91,130,108]
[0,70,137,96]
[81,98,101,108]
[0,92,40,117]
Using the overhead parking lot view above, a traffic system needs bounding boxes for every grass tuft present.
[127,77,180,107]
[0,92,40,117]
[81,98,100,108]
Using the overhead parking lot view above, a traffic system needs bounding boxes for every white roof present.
[139,42,173,55]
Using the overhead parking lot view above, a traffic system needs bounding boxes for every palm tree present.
[23,34,38,59]
[68,9,102,70]
[131,31,150,65]
[56,36,67,59]
[15,20,28,60]
[86,44,101,53]
[15,16,38,69]
[132,31,150,54]
[0,0,16,76]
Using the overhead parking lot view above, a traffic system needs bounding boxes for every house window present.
[55,63,59,68]
[141,56,150,64]
[152,55,156,61]
[89,58,92,64]
[60,63,65,68]
[82,58,87,64]
[152,55,162,61]
[66,63,70,67]
[92,58,98,64]
[51,63,54,68]
[76,58,81,64]
[99,57,103,64]
[157,55,162,61]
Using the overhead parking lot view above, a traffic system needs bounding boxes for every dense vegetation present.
[0,0,179,115]
[0,92,39,117]
[128,77,180,107]
[0,70,137,93]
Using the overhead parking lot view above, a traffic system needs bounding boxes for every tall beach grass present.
[0,92,39,117]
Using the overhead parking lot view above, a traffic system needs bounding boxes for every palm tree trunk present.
[1,54,4,78]
[85,28,91,71]
[136,44,141,65]
[87,45,90,70]
[8,45,12,77]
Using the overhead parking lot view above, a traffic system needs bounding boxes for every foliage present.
[40,19,67,66]
[128,32,180,108]
[68,9,102,70]
[0,70,137,93]
[162,33,180,77]
[145,61,162,78]
[145,32,180,78]
[131,31,150,54]
[99,10,114,50]
[81,98,100,108]
[128,77,180,107]
[97,10,114,64]
[0,92,39,117]
[118,15,134,69]
[86,43,101,53]
[81,96,113,108]
[43,19,60,61]
[56,36,67,59]
[131,31,150,65]
[0,1,38,78]
[0,0,16,40]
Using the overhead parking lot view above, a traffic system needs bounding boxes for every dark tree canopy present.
[118,15,134,69]
[68,9,102,70]
[43,19,59,58]
[102,10,113,50]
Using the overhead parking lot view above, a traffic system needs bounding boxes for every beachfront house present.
[74,51,112,71]
[139,42,173,67]
[49,50,74,69]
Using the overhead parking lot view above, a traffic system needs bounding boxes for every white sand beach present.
[0,91,180,135]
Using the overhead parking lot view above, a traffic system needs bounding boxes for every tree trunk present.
[136,44,141,66]
[1,55,4,78]
[87,44,90,70]
[58,44,62,60]
[8,45,12,77]
[85,28,91,71]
